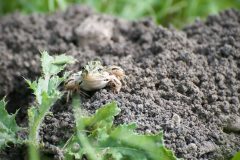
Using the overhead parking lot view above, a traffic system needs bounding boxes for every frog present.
[64,61,125,100]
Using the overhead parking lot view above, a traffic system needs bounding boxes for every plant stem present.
[28,143,40,160]
[28,109,46,160]
[28,97,58,160]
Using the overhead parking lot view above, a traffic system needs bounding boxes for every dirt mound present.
[0,5,240,160]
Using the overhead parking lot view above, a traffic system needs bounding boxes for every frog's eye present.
[98,68,103,72]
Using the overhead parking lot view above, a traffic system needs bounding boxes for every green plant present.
[0,98,22,149]
[0,0,240,27]
[0,51,74,159]
[232,151,240,160]
[78,0,240,27]
[64,98,178,160]
[26,51,75,159]
[0,0,68,14]
[1,0,240,27]
[0,51,178,160]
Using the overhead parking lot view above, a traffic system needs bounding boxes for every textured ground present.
[0,5,240,160]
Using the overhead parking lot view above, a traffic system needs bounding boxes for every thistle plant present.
[0,98,22,149]
[63,98,178,160]
[25,51,75,159]
[0,51,179,160]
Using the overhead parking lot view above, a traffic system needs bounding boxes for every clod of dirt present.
[74,15,114,47]
[224,116,240,133]
[39,111,75,145]
[0,5,240,160]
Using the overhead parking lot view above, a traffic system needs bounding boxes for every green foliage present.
[0,0,240,27]
[0,99,22,149]
[26,51,75,104]
[0,0,67,14]
[26,51,75,159]
[232,151,240,160]
[78,0,240,27]
[65,100,178,160]
[41,51,75,77]
[0,52,179,159]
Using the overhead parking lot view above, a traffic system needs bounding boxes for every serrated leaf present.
[24,78,37,91]
[99,125,177,160]
[41,51,75,76]
[69,97,101,160]
[0,99,22,149]
[26,52,73,105]
[80,101,121,130]
[52,54,76,65]
[27,52,75,153]
[47,76,65,95]
[65,101,178,160]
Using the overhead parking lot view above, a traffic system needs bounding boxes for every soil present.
[0,5,240,160]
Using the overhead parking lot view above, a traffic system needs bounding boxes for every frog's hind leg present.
[108,75,122,93]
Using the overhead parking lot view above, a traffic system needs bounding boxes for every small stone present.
[208,94,218,102]
[230,97,239,104]
[199,141,217,155]
[224,116,240,133]
[51,135,58,142]
[170,113,181,128]
[185,143,198,152]
[178,84,188,94]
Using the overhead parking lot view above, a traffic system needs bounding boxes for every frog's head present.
[82,61,105,77]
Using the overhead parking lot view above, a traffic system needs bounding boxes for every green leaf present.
[0,99,22,149]
[27,52,76,160]
[80,101,121,130]
[99,125,176,160]
[232,151,240,160]
[52,54,76,65]
[65,101,178,160]
[26,51,74,105]
[65,96,101,160]
[41,51,75,77]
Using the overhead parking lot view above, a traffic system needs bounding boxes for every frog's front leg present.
[108,75,122,93]
[64,79,80,102]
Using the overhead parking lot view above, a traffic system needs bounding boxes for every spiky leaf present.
[0,99,21,149]
[99,125,176,160]
[27,51,75,147]
[41,51,75,77]
[80,101,121,130]
[65,101,178,160]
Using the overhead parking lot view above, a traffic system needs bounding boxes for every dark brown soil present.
[0,5,240,160]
